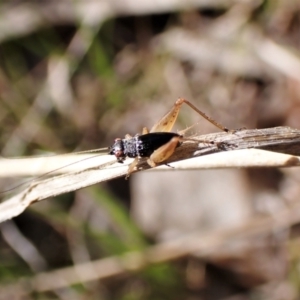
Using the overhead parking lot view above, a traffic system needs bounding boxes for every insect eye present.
[115,150,124,158]
[114,138,122,142]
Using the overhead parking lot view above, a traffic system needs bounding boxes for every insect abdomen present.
[123,132,181,158]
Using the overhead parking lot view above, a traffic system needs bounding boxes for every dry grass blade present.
[0,126,300,223]
[0,0,237,43]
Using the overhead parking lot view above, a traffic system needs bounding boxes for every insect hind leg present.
[147,136,181,167]
[150,98,229,133]
[176,98,229,132]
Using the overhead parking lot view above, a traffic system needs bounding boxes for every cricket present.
[109,97,230,175]
[0,98,229,195]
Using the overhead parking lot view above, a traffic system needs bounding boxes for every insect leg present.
[126,157,139,178]
[150,100,183,133]
[142,127,149,134]
[178,98,229,132]
[147,136,181,167]
[126,136,180,176]
[150,98,229,133]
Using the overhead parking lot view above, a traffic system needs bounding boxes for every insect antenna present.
[0,147,109,195]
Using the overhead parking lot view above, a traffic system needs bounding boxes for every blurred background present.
[1,0,300,299]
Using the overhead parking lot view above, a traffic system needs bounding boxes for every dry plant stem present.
[1,126,300,177]
[0,153,112,177]
[0,0,238,43]
[0,126,300,223]
[3,199,300,293]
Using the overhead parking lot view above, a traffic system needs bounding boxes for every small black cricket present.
[109,98,229,175]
